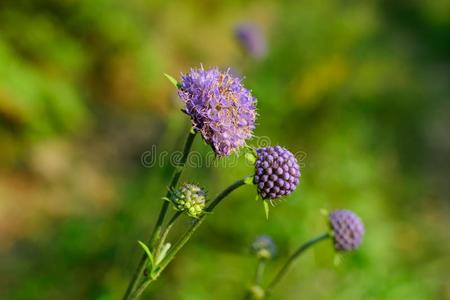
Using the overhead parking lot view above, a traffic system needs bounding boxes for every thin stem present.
[255,259,266,285]
[243,258,267,300]
[129,176,252,300]
[123,131,196,300]
[150,130,197,248]
[265,233,330,296]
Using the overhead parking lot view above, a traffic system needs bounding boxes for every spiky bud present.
[254,146,300,200]
[329,210,365,252]
[171,183,207,218]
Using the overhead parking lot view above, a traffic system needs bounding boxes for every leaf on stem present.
[263,201,270,220]
[164,73,180,88]
[138,240,154,269]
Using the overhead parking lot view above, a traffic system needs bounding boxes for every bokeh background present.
[0,1,449,299]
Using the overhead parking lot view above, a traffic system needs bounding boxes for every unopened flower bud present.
[250,235,277,259]
[329,210,364,252]
[171,183,207,218]
[254,146,300,200]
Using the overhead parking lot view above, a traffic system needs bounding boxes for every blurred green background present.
[0,0,449,299]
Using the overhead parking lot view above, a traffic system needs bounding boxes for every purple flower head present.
[329,210,365,252]
[254,146,300,200]
[178,66,257,156]
[250,235,277,259]
[234,23,267,59]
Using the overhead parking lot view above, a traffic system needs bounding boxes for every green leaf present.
[244,176,254,185]
[164,73,180,88]
[263,201,270,220]
[138,240,154,268]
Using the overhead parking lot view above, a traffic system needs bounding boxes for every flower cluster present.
[170,183,207,218]
[254,146,300,200]
[178,66,257,156]
[329,210,365,252]
[125,64,368,299]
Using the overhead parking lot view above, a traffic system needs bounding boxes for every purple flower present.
[329,210,365,252]
[178,66,257,156]
[254,146,300,200]
[234,23,267,59]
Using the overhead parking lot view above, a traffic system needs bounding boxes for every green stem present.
[265,233,330,297]
[255,259,266,286]
[129,176,252,300]
[122,131,196,300]
[243,258,267,300]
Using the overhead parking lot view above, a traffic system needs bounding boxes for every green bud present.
[171,183,207,218]
[250,285,265,299]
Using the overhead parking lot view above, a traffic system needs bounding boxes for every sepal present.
[164,73,181,88]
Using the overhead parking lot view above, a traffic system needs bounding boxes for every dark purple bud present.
[254,146,300,200]
[234,23,267,59]
[329,210,365,252]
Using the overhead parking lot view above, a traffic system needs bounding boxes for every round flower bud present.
[329,210,365,252]
[234,23,267,59]
[250,235,277,259]
[254,146,300,200]
[171,183,207,218]
[178,66,257,156]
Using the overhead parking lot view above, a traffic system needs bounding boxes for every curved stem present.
[265,233,330,297]
[123,131,196,300]
[129,176,252,300]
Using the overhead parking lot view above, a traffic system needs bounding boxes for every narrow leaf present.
[263,201,270,220]
[138,240,154,267]
[164,73,180,88]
